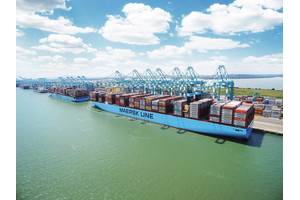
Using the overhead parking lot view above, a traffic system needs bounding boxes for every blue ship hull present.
[49,93,90,102]
[91,102,252,139]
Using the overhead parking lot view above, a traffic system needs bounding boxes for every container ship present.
[34,86,48,93]
[48,87,90,102]
[89,90,254,139]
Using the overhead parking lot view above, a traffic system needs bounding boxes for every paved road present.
[253,115,283,134]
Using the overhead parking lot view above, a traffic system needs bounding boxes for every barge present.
[91,101,253,139]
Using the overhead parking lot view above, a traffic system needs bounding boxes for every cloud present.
[147,36,249,59]
[16,0,95,34]
[178,0,283,36]
[147,45,189,59]
[17,0,71,14]
[32,34,96,54]
[16,28,25,37]
[209,56,227,61]
[222,53,283,74]
[16,46,37,60]
[33,55,66,63]
[184,36,249,52]
[242,53,282,64]
[99,3,172,45]
[73,47,137,67]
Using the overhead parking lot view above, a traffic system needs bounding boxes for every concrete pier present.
[253,115,283,135]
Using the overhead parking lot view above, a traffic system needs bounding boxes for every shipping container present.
[271,108,282,119]
[98,93,106,103]
[158,96,183,113]
[209,101,228,123]
[106,93,119,104]
[233,104,254,128]
[144,95,169,111]
[190,98,213,119]
[151,99,160,112]
[263,110,272,117]
[89,91,99,101]
[119,93,139,107]
[128,94,151,108]
[221,101,242,125]
[173,99,188,116]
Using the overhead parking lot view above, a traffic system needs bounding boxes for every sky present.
[16,0,283,78]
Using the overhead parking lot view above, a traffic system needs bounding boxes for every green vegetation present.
[233,87,283,99]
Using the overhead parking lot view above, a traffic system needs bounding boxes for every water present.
[16,89,283,200]
[233,77,283,90]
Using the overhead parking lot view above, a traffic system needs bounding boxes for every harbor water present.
[17,89,282,200]
[233,77,283,90]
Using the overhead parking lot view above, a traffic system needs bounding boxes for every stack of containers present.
[128,94,146,108]
[158,96,183,114]
[98,92,106,103]
[264,104,273,111]
[189,98,213,119]
[130,94,151,109]
[65,88,73,96]
[221,101,242,125]
[139,95,157,110]
[262,103,272,117]
[268,98,276,105]
[254,102,265,115]
[89,91,99,101]
[115,93,123,105]
[139,96,149,110]
[244,96,254,104]
[233,104,255,127]
[255,96,264,103]
[106,93,118,104]
[144,95,169,111]
[276,99,283,107]
[234,96,243,101]
[271,107,282,119]
[48,87,55,93]
[209,101,228,123]
[73,89,89,98]
[263,98,269,104]
[119,93,138,107]
[263,110,272,117]
[173,99,187,116]
[151,99,160,112]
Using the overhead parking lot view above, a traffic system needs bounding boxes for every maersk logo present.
[119,107,154,119]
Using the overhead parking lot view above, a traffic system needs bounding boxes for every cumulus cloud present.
[99,3,172,45]
[222,53,283,74]
[73,47,137,67]
[16,46,37,61]
[33,55,66,63]
[16,0,95,34]
[147,45,188,59]
[178,0,283,35]
[70,47,141,75]
[242,53,282,64]
[16,28,24,37]
[17,0,71,14]
[32,34,96,54]
[184,36,249,52]
[147,36,249,59]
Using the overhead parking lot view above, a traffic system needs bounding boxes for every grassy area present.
[233,87,283,99]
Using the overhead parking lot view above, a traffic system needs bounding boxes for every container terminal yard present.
[16,65,283,137]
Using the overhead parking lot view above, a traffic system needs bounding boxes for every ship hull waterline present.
[49,93,90,102]
[91,102,252,139]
